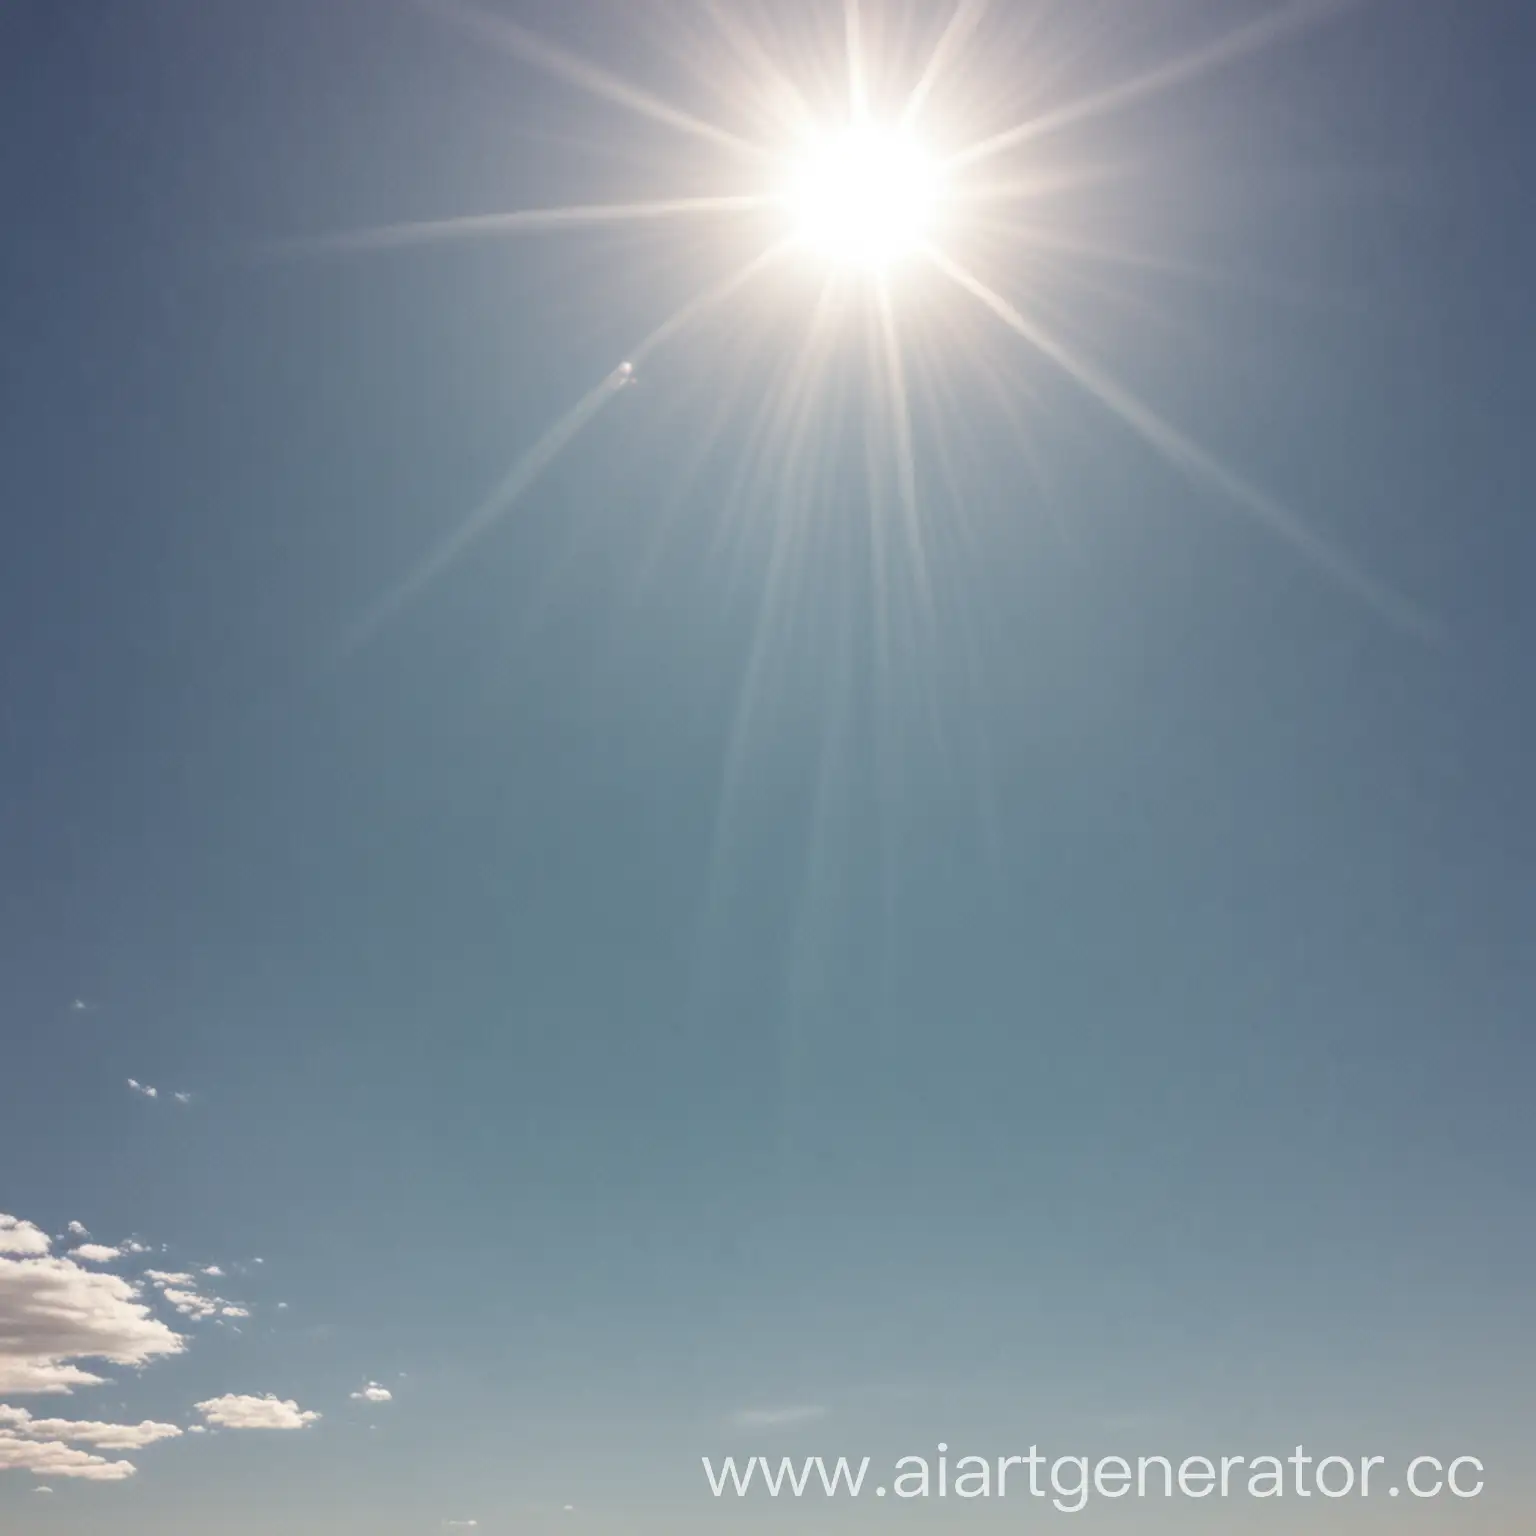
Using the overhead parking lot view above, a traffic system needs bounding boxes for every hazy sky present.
[1,2,1532,1532]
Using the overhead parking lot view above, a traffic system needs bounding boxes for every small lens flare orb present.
[787,125,941,267]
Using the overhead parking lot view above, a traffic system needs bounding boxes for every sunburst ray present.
[949,0,1352,171]
[345,243,788,649]
[901,0,991,130]
[845,0,868,121]
[928,246,1437,638]
[873,278,933,625]
[268,194,769,258]
[423,0,770,163]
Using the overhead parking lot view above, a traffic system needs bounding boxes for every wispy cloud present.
[126,1081,193,1104]
[164,1290,246,1320]
[0,1403,181,1483]
[0,1436,136,1481]
[730,1405,828,1429]
[0,1406,182,1451]
[351,1382,393,1403]
[194,1395,320,1431]
[142,1270,250,1322]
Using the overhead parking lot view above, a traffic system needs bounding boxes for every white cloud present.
[126,1080,158,1100]
[119,1241,151,1256]
[34,1483,53,1492]
[161,1289,219,1320]
[444,1523,479,1530]
[71,1245,121,1265]
[173,1092,193,1105]
[0,1408,174,1484]
[350,1382,392,1403]
[194,1395,320,1431]
[0,1218,51,1257]
[0,1221,184,1396]
[186,1424,207,1434]
[0,1405,182,1451]
[730,1405,828,1428]
[142,1269,250,1323]
[66,1223,89,1239]
[0,1434,136,1480]
[201,1265,224,1278]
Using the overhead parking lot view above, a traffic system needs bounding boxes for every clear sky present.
[1,1,1532,1532]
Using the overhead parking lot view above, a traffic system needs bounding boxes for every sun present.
[303,1,1426,647]
[786,124,941,268]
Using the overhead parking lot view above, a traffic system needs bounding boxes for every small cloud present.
[0,1215,52,1256]
[444,1524,479,1531]
[163,1288,210,1316]
[173,1092,193,1105]
[142,1270,249,1322]
[66,1221,89,1238]
[276,1302,289,1310]
[201,1265,224,1277]
[126,1079,158,1099]
[34,1485,53,1493]
[186,1425,207,1435]
[730,1405,828,1429]
[120,1239,151,1255]
[70,999,91,1012]
[71,1245,122,1264]
[194,1395,320,1431]
[350,1382,392,1403]
[161,1289,219,1320]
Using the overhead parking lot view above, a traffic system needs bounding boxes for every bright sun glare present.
[787,125,941,267]
[306,0,1427,648]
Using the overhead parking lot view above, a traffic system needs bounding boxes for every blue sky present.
[1,1,1533,1532]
